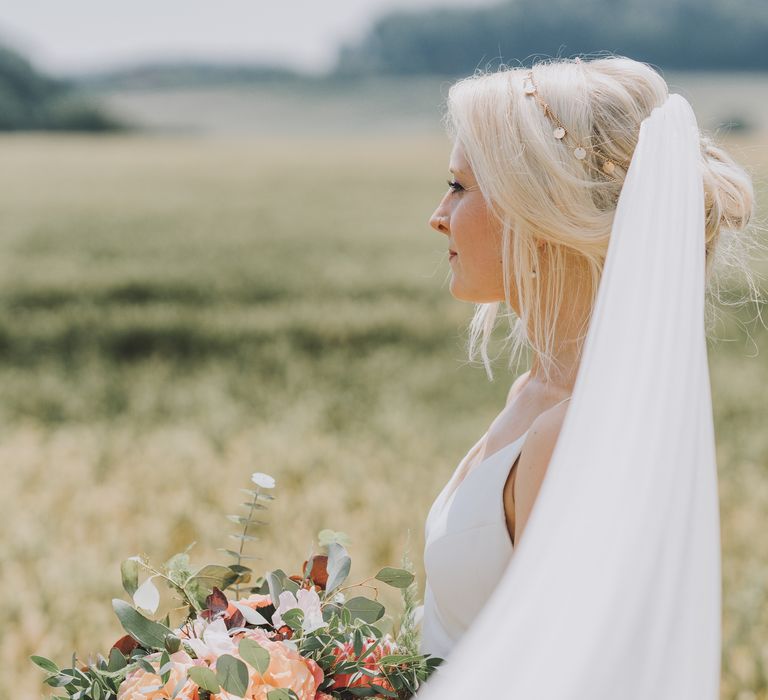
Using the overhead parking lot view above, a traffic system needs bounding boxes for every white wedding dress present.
[414,93,722,699]
[419,396,571,659]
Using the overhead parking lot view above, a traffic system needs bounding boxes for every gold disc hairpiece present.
[522,68,630,177]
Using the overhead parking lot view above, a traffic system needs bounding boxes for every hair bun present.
[699,133,755,254]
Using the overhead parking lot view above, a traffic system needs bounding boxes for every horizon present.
[0,0,499,77]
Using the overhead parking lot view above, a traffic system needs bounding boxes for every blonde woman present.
[415,55,760,699]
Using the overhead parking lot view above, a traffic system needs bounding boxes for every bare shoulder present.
[506,370,531,406]
[512,399,569,545]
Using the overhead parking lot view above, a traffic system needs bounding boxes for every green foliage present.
[188,666,220,693]
[395,536,422,657]
[111,599,174,650]
[221,473,276,600]
[216,654,250,696]
[344,597,385,624]
[267,689,299,700]
[374,567,415,589]
[186,564,240,608]
[120,558,140,597]
[325,542,352,594]
[238,638,271,674]
[35,502,444,698]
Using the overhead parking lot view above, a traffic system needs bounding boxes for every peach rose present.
[117,650,197,700]
[227,628,324,700]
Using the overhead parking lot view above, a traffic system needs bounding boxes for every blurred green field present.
[0,126,766,700]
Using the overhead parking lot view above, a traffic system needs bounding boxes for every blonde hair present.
[441,54,765,383]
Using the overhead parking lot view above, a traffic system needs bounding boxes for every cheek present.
[454,207,501,269]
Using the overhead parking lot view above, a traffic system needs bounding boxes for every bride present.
[414,55,756,699]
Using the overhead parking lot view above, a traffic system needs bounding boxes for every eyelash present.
[446,179,464,193]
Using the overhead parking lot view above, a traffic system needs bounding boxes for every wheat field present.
[0,125,766,699]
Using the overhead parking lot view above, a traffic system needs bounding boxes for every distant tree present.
[0,43,128,131]
[332,0,768,77]
[72,60,307,91]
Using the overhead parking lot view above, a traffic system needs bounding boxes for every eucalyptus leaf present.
[107,648,126,672]
[232,601,270,626]
[230,564,252,575]
[227,514,268,527]
[164,633,181,654]
[240,502,268,510]
[112,599,173,650]
[120,558,140,597]
[229,533,260,542]
[266,570,283,608]
[216,654,249,697]
[267,689,296,700]
[44,671,75,687]
[158,651,172,684]
[165,553,192,585]
[281,608,304,632]
[30,655,59,674]
[227,514,251,526]
[374,567,415,589]
[188,666,220,693]
[318,529,351,547]
[138,657,157,673]
[344,596,385,624]
[321,602,343,622]
[186,565,238,607]
[238,638,270,674]
[325,542,351,593]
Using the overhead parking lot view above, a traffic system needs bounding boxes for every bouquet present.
[32,472,442,700]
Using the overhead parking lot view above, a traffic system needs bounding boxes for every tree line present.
[331,0,768,76]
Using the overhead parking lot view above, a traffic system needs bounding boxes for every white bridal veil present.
[415,92,721,699]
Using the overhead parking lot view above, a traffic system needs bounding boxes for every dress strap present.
[551,395,572,409]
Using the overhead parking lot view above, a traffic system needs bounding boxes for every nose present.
[429,207,450,235]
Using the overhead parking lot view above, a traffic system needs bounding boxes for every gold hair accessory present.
[522,67,629,177]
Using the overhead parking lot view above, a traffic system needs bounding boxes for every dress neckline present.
[439,394,573,512]
[439,429,530,514]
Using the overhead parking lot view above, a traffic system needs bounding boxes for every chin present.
[449,279,500,304]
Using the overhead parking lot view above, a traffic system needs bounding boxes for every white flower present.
[251,472,276,489]
[133,575,160,614]
[184,618,237,662]
[271,587,327,634]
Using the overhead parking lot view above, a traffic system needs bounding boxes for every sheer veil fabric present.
[415,93,721,699]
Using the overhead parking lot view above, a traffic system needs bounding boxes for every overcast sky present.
[0,0,499,76]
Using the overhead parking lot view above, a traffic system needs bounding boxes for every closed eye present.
[446,179,464,193]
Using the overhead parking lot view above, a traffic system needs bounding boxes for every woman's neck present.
[528,345,581,395]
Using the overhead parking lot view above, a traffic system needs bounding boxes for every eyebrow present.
[449,166,467,175]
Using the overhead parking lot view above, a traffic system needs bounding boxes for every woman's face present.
[428,141,506,303]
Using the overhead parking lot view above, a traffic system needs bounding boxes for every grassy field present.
[0,122,766,699]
